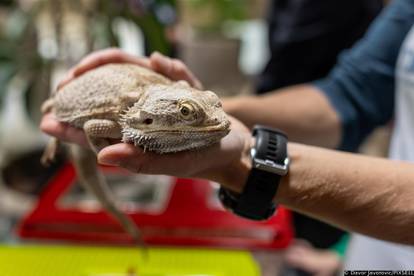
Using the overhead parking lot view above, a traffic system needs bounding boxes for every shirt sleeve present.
[313,0,414,151]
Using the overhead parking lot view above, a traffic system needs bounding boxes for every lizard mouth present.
[140,122,229,133]
[121,125,230,153]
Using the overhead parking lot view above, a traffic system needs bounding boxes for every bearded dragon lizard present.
[41,63,230,244]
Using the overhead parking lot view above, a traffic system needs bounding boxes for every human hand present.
[284,239,342,276]
[96,116,252,191]
[57,48,202,91]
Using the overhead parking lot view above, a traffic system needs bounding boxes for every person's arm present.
[224,85,341,149]
[280,143,414,245]
[225,0,414,152]
[93,135,414,245]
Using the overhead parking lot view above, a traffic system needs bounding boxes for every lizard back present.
[53,64,172,126]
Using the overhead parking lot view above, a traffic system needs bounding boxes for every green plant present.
[184,0,248,34]
[0,0,175,121]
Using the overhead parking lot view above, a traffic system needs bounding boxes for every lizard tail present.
[69,144,144,246]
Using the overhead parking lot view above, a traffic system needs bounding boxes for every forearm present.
[223,85,341,148]
[221,142,414,244]
[277,143,414,245]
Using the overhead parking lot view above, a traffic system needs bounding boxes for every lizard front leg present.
[83,119,122,153]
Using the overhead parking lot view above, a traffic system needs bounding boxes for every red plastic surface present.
[18,163,293,250]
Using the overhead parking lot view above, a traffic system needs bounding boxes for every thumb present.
[98,143,145,169]
[97,143,199,176]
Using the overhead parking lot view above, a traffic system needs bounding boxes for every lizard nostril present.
[143,118,153,125]
[206,118,219,125]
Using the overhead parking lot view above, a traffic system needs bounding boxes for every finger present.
[56,68,76,91]
[40,113,89,147]
[97,143,202,176]
[284,248,308,267]
[170,58,203,89]
[57,48,151,90]
[292,239,313,248]
[97,143,142,167]
[285,249,305,261]
[150,52,203,89]
[73,48,151,76]
[74,48,150,75]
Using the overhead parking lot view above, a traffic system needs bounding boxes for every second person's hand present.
[57,48,203,90]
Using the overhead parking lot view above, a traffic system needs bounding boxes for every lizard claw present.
[41,138,60,166]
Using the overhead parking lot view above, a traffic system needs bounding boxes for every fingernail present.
[151,51,161,58]
[97,156,120,166]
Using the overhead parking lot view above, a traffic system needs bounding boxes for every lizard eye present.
[179,103,194,119]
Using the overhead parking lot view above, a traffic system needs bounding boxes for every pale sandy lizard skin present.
[41,63,230,245]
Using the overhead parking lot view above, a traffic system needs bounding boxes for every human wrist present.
[274,142,306,206]
[203,135,253,193]
[220,149,252,193]
[273,142,293,204]
[215,130,295,199]
[218,126,290,220]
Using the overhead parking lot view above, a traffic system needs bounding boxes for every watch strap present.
[233,169,279,220]
[219,126,288,220]
[218,171,278,220]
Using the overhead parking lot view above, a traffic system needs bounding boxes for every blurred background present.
[0,0,391,275]
[0,0,268,243]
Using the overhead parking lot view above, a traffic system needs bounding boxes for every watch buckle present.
[251,155,290,175]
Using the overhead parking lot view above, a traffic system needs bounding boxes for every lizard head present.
[120,82,230,153]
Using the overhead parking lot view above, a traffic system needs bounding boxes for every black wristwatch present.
[219,125,289,220]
